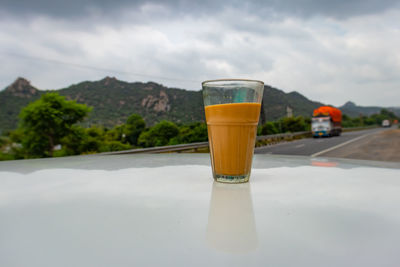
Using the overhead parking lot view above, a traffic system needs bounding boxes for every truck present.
[312,106,342,137]
[382,119,391,127]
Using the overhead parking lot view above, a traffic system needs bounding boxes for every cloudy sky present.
[1,0,400,106]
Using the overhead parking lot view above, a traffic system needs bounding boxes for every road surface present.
[320,128,400,162]
[255,127,399,162]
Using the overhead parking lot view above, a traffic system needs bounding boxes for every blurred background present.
[0,0,399,161]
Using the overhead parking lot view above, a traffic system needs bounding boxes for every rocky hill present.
[0,78,42,131]
[56,77,205,128]
[2,76,396,133]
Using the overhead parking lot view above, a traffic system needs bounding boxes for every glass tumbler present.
[202,79,264,183]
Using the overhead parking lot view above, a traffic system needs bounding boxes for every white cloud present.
[0,3,400,106]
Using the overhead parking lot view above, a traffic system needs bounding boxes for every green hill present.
[0,77,42,132]
[0,77,204,132]
[57,77,204,127]
[261,87,324,122]
[4,76,396,134]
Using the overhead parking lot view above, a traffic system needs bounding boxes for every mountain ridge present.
[1,77,399,133]
[339,100,400,117]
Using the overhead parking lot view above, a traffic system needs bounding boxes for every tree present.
[104,125,125,143]
[18,93,91,157]
[259,122,279,135]
[100,140,131,152]
[280,116,307,132]
[138,121,179,147]
[60,125,87,155]
[125,114,146,146]
[61,125,131,155]
[169,122,208,145]
[82,126,105,152]
[380,109,397,120]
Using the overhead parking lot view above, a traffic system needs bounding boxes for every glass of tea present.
[202,79,264,183]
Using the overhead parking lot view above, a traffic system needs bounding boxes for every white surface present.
[1,154,400,267]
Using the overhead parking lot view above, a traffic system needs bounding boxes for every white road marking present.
[295,144,305,148]
[311,132,373,157]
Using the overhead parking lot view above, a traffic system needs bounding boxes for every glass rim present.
[202,78,264,86]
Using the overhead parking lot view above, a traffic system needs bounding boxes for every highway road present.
[255,127,389,158]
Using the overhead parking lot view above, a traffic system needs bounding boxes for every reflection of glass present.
[202,79,264,183]
[206,181,258,253]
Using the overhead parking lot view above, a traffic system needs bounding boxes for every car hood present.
[1,154,400,267]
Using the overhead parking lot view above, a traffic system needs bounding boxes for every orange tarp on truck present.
[313,106,342,123]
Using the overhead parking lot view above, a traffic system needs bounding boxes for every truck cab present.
[312,116,333,137]
[382,119,391,127]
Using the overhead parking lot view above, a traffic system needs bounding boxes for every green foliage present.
[104,125,125,143]
[259,122,279,135]
[99,141,131,152]
[61,125,132,155]
[342,109,399,128]
[60,126,88,155]
[4,111,143,160]
[168,122,208,145]
[280,116,308,133]
[380,109,397,120]
[125,114,146,145]
[18,93,91,157]
[21,134,50,158]
[138,121,179,147]
[9,128,24,144]
[82,126,105,153]
[0,79,42,133]
[258,116,310,135]
[5,91,399,161]
[0,152,15,161]
[5,130,25,160]
[0,136,16,161]
[342,114,357,128]
[100,114,146,147]
[0,136,8,147]
[257,108,400,137]
[3,77,400,135]
[54,78,205,128]
[0,77,335,132]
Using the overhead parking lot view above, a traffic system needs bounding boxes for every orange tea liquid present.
[205,103,261,181]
